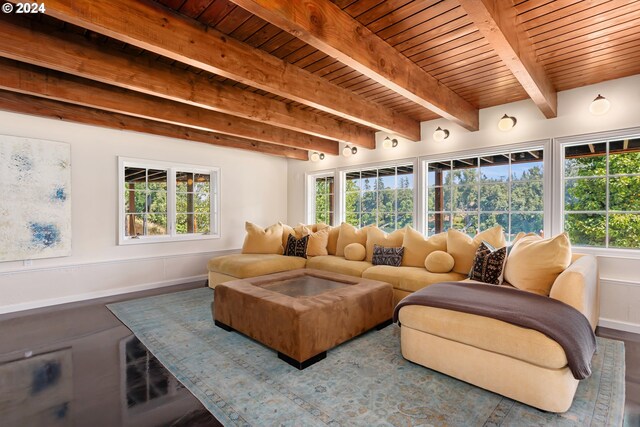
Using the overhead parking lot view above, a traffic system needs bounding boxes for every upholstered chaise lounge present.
[397,253,599,413]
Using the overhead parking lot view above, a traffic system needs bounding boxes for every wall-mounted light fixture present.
[382,136,399,149]
[342,145,357,157]
[433,127,450,142]
[498,114,517,131]
[589,94,610,116]
[309,152,325,162]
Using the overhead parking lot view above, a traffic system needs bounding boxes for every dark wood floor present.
[0,283,638,426]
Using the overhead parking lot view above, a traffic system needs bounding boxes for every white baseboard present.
[598,317,640,335]
[0,274,208,315]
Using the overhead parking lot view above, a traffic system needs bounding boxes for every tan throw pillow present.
[298,226,329,257]
[335,223,370,257]
[326,226,340,255]
[294,223,329,237]
[401,226,447,267]
[344,243,366,261]
[447,226,506,274]
[504,233,572,296]
[242,222,284,254]
[280,222,295,248]
[424,250,455,273]
[365,227,405,262]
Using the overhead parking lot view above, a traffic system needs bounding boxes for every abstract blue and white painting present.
[0,135,71,261]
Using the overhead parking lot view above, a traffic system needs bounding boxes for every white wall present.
[0,111,288,313]
[288,73,640,333]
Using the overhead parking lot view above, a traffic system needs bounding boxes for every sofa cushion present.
[397,305,568,370]
[362,266,466,293]
[365,227,405,263]
[372,245,404,267]
[336,223,370,257]
[297,226,329,257]
[344,243,366,261]
[468,242,507,285]
[280,223,295,248]
[207,254,306,279]
[327,226,340,255]
[447,226,506,274]
[284,234,309,258]
[242,222,284,254]
[306,255,372,277]
[402,227,447,267]
[505,233,572,296]
[424,250,454,273]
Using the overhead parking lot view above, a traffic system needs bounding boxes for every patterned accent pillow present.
[283,233,309,258]
[372,244,404,267]
[468,241,507,285]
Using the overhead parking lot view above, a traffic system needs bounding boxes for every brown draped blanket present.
[393,281,596,380]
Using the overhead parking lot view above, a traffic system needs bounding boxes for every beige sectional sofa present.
[207,222,479,305]
[207,221,599,413]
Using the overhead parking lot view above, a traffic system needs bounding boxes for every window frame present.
[305,169,336,225]
[420,139,552,238]
[339,157,419,231]
[118,157,220,245]
[553,127,640,258]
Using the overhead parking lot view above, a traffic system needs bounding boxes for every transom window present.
[563,138,640,249]
[119,158,219,244]
[344,164,414,232]
[426,149,544,240]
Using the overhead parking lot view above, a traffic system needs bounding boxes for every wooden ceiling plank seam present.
[549,52,640,80]
[545,42,640,74]
[215,4,253,34]
[354,0,419,27]
[458,0,558,118]
[386,4,468,49]
[416,41,492,69]
[398,22,477,58]
[366,1,440,35]
[243,22,280,47]
[374,0,453,40]
[517,0,587,27]
[554,64,640,91]
[406,32,485,63]
[513,0,558,16]
[344,0,388,19]
[539,28,640,64]
[198,0,237,27]
[179,0,216,18]
[256,30,297,53]
[529,0,640,47]
[0,18,376,147]
[535,12,640,56]
[430,51,500,78]
[448,70,516,92]
[525,0,628,38]
[230,0,479,130]
[552,60,640,87]
[230,15,270,41]
[0,58,340,154]
[43,0,419,140]
[439,60,508,85]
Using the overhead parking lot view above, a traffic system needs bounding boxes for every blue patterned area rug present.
[108,288,626,426]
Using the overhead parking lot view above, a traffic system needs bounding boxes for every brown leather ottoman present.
[214,268,393,369]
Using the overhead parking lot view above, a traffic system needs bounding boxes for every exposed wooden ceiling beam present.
[42,0,421,141]
[0,58,338,155]
[230,0,479,132]
[0,90,308,160]
[458,0,557,118]
[0,16,374,149]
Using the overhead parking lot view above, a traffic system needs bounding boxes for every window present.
[119,158,219,244]
[344,164,414,232]
[312,175,334,224]
[562,137,640,249]
[425,148,544,240]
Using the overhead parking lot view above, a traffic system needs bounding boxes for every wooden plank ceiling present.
[0,0,638,160]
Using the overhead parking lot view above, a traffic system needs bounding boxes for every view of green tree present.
[427,151,544,239]
[342,166,414,232]
[314,176,334,224]
[564,141,640,248]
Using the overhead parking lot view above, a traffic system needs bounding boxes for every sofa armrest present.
[549,254,599,330]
